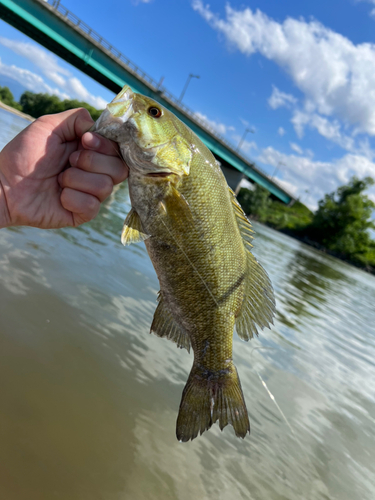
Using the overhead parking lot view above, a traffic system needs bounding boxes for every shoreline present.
[0,101,35,122]
[269,222,374,275]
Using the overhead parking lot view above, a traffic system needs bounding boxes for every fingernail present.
[83,132,100,149]
[70,151,80,167]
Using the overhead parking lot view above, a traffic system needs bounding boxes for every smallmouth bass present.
[92,86,275,441]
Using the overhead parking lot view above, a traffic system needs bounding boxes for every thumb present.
[48,108,95,142]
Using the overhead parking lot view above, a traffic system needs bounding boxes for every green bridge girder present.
[0,0,294,204]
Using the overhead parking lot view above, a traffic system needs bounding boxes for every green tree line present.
[237,177,375,272]
[0,86,102,120]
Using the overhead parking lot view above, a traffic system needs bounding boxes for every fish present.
[92,85,275,442]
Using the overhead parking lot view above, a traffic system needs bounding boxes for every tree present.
[20,91,64,117]
[60,99,102,120]
[19,92,103,120]
[237,184,271,222]
[0,86,22,110]
[309,176,375,263]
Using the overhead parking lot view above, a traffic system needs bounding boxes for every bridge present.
[0,0,294,204]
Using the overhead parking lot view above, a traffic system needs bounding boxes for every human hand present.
[0,108,128,229]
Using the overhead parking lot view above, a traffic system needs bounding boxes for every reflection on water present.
[282,249,349,321]
[1,109,375,499]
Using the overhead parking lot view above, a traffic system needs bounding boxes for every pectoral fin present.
[151,292,191,352]
[121,208,150,246]
[160,185,195,229]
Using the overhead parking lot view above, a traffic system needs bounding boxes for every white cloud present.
[0,57,69,99]
[290,142,303,154]
[0,37,70,87]
[291,110,354,147]
[268,86,297,109]
[0,37,107,109]
[356,0,375,18]
[65,78,107,109]
[257,146,375,209]
[192,1,375,136]
[277,126,286,136]
[194,111,234,135]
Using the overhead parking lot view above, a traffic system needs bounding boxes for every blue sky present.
[1,0,375,208]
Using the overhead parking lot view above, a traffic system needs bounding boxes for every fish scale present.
[92,85,275,441]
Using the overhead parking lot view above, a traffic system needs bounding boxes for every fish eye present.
[148,106,162,118]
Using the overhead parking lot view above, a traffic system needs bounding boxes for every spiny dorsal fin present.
[121,208,150,246]
[151,292,191,352]
[228,188,276,340]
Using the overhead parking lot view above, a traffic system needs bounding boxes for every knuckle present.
[60,188,71,210]
[63,168,75,186]
[87,195,100,214]
[81,150,94,170]
[98,176,113,199]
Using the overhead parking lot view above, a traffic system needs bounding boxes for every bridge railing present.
[45,0,282,185]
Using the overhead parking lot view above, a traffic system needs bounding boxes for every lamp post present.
[179,74,200,102]
[271,161,286,179]
[234,128,255,195]
[236,128,254,153]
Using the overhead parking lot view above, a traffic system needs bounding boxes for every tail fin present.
[176,362,250,442]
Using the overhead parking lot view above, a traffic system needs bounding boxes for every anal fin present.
[151,292,191,352]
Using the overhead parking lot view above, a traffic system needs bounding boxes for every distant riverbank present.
[0,101,34,122]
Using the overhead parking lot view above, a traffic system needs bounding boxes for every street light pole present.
[179,74,200,102]
[234,127,255,195]
[236,128,254,152]
[271,161,286,179]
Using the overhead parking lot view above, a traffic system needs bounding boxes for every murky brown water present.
[1,108,375,500]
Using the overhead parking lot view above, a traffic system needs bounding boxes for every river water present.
[1,107,375,500]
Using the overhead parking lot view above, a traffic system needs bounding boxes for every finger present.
[59,167,114,202]
[39,108,94,142]
[69,149,128,185]
[60,188,101,226]
[81,132,121,157]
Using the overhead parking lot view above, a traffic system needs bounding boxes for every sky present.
[1,0,375,209]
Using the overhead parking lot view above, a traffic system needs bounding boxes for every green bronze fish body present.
[93,86,275,441]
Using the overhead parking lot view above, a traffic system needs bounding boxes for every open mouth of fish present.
[90,86,134,134]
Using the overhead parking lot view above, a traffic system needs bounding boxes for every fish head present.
[92,86,192,176]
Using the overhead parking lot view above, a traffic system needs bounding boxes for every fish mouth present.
[90,86,135,134]
[106,86,134,122]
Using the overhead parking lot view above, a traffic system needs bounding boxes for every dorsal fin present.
[228,188,276,340]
